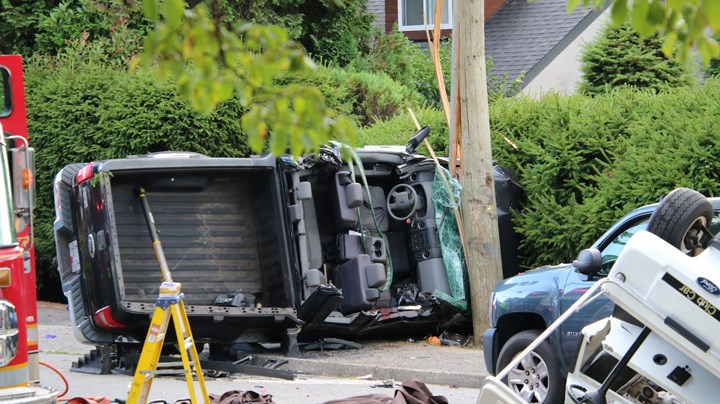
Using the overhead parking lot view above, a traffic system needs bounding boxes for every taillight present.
[75,163,99,185]
[93,306,125,329]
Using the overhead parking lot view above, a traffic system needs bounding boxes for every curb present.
[258,355,486,388]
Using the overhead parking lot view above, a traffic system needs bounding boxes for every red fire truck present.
[0,55,57,401]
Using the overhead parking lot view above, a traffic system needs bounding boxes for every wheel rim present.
[505,351,550,403]
[680,216,710,255]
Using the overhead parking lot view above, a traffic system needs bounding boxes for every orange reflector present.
[0,268,10,288]
[22,168,33,190]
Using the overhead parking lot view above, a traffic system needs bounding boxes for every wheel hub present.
[681,217,709,255]
[506,352,550,403]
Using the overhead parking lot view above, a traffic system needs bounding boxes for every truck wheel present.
[496,330,563,404]
[647,188,713,256]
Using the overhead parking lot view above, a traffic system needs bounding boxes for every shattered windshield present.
[0,134,15,248]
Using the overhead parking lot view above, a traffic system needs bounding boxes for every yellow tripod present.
[127,187,209,404]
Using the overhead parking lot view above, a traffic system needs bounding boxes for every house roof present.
[484,0,607,88]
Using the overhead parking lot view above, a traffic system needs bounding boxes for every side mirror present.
[405,125,431,154]
[11,145,34,210]
[4,134,34,249]
[573,248,602,276]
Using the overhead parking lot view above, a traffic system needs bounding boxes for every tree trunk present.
[455,0,503,346]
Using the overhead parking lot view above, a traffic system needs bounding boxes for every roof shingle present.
[485,0,605,87]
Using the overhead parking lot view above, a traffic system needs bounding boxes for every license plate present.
[69,240,80,273]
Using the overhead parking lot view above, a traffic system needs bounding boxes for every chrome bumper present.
[0,299,18,367]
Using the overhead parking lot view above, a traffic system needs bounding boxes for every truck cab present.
[0,55,57,402]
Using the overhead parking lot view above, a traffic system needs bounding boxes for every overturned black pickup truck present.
[53,129,523,358]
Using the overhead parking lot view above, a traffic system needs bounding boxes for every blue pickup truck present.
[483,192,720,403]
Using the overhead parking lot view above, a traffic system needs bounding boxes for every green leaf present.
[630,0,653,37]
[610,1,628,24]
[215,80,233,102]
[143,0,158,20]
[289,126,303,157]
[242,111,267,153]
[704,0,720,31]
[163,0,184,27]
[696,36,720,66]
[647,2,665,26]
[661,32,678,58]
[294,97,307,116]
[270,128,287,155]
[667,0,684,10]
[567,0,581,12]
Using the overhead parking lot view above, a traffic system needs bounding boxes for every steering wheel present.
[566,384,588,404]
[386,184,418,221]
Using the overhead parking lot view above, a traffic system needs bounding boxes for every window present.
[0,134,16,248]
[398,0,452,31]
[597,211,720,276]
[0,67,11,118]
[599,219,649,272]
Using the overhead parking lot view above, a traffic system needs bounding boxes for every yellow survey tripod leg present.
[127,187,209,404]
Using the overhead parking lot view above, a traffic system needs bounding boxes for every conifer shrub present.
[580,22,695,95]
[284,66,422,126]
[366,84,720,270]
[348,28,451,109]
[707,52,720,78]
[491,82,720,269]
[357,108,448,155]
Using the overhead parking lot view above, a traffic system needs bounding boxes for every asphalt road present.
[35,302,483,403]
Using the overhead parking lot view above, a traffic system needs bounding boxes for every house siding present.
[385,0,398,33]
[368,0,386,31]
[384,0,507,37]
[521,8,610,97]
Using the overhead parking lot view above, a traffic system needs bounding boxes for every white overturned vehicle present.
[479,188,720,403]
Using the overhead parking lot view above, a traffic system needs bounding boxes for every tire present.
[647,188,713,256]
[496,330,564,404]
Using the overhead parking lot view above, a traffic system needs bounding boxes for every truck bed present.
[112,180,265,306]
[54,155,299,345]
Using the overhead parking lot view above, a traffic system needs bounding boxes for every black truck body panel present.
[53,148,524,348]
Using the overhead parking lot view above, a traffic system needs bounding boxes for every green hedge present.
[348,28,451,109]
[283,65,422,127]
[491,82,720,268]
[367,82,720,270]
[357,107,449,154]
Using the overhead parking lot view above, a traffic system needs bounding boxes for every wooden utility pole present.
[454,0,503,346]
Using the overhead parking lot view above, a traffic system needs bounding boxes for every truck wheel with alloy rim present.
[496,329,563,404]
